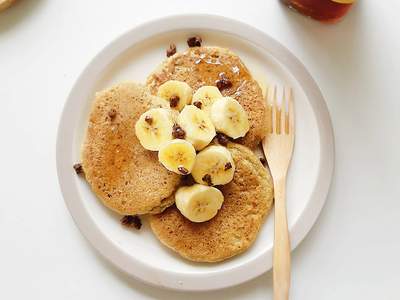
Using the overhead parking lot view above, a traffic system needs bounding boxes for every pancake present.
[81,82,180,215]
[149,143,274,262]
[146,46,268,149]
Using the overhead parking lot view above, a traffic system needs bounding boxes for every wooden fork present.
[262,86,295,300]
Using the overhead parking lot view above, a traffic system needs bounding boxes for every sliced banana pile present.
[135,80,250,222]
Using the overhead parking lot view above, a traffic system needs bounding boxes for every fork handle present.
[273,178,291,300]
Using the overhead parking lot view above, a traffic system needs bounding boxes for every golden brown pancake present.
[146,46,268,149]
[149,143,274,262]
[81,82,180,215]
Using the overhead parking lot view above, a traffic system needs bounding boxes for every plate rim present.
[56,14,335,291]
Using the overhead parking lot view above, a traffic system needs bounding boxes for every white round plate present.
[57,15,334,291]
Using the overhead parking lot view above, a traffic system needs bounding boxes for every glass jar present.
[281,0,355,22]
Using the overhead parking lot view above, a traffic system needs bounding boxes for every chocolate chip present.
[260,157,267,165]
[202,174,213,186]
[169,95,180,108]
[166,43,177,57]
[193,101,202,109]
[187,36,202,47]
[216,79,232,91]
[215,72,233,91]
[224,162,232,171]
[178,166,189,175]
[73,163,84,175]
[120,215,142,230]
[172,124,186,139]
[181,175,195,186]
[216,133,230,146]
[108,109,117,120]
[145,115,153,125]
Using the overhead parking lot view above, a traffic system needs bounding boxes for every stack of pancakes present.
[81,46,274,262]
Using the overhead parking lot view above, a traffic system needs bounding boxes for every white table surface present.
[1,1,399,299]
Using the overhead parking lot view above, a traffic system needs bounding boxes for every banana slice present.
[134,108,174,151]
[157,80,193,111]
[210,97,250,139]
[191,86,223,115]
[191,145,235,186]
[158,139,196,175]
[175,184,224,222]
[177,105,216,150]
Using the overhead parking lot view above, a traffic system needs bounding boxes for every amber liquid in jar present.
[282,0,353,22]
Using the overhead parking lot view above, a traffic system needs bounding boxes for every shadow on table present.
[0,0,44,34]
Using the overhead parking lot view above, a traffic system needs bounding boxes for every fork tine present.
[288,87,294,134]
[281,87,287,134]
[269,86,276,134]
[275,86,281,134]
[273,85,278,134]
[269,85,277,134]
[272,98,277,134]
